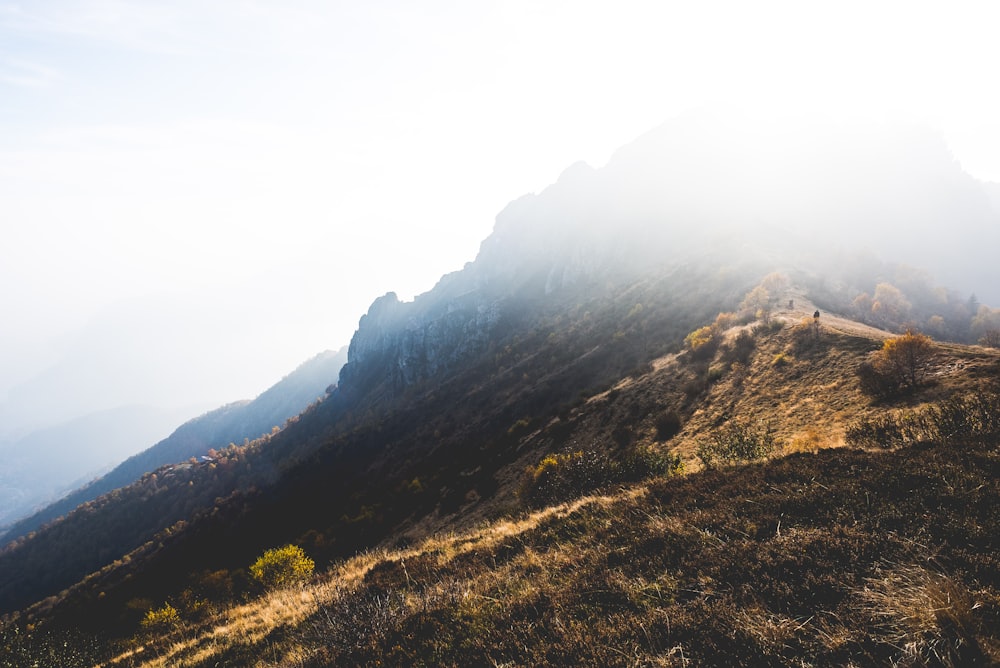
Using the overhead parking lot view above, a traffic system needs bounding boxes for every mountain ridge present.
[2,111,1000,665]
[14,284,1000,667]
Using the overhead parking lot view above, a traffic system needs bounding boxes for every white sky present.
[2,0,1000,419]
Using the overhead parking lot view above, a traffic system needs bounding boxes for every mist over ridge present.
[468,109,998,305]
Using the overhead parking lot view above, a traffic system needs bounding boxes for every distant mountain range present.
[0,404,199,531]
[1,347,346,542]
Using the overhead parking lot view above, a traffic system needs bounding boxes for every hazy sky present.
[3,0,1000,423]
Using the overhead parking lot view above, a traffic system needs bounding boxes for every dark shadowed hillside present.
[0,261,751,625]
[2,348,347,546]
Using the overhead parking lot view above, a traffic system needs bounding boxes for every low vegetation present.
[696,419,777,468]
[520,446,682,506]
[139,603,179,632]
[856,331,935,398]
[250,545,316,591]
[40,425,997,667]
[846,391,1000,449]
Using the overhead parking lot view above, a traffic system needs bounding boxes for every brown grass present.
[858,564,985,666]
[108,425,1000,667]
[104,491,638,668]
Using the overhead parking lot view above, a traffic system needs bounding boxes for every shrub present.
[706,364,726,384]
[522,451,590,505]
[879,331,933,389]
[653,410,683,441]
[846,392,1000,449]
[250,544,315,590]
[685,325,720,361]
[738,285,770,321]
[722,330,756,364]
[521,446,681,506]
[844,410,929,449]
[140,602,180,631]
[858,331,934,397]
[855,361,897,399]
[620,446,684,481]
[752,319,784,336]
[931,392,1000,442]
[697,420,776,468]
[713,311,739,331]
[978,329,1000,348]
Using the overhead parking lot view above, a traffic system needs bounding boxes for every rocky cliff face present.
[339,287,503,396]
[337,110,1000,403]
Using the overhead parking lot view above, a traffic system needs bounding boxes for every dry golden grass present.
[783,426,843,454]
[858,564,983,666]
[101,547,400,667]
[102,429,1000,667]
[109,489,640,668]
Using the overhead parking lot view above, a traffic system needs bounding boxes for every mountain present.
[1,347,347,544]
[0,292,333,444]
[34,309,998,667]
[474,110,1000,303]
[1,111,999,665]
[0,404,199,531]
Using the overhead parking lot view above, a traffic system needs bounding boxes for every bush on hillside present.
[697,420,776,468]
[879,331,934,388]
[654,409,683,441]
[752,319,784,336]
[855,361,899,399]
[250,544,315,590]
[846,392,1000,449]
[684,325,720,361]
[857,331,934,398]
[140,602,180,631]
[721,329,756,364]
[521,446,681,506]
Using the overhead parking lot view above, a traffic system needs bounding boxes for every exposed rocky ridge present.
[337,111,1000,408]
[340,291,502,395]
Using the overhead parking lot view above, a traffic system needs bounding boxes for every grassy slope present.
[103,442,1000,667]
[85,313,1000,667]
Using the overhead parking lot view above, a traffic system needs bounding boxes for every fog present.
[2,1,1000,449]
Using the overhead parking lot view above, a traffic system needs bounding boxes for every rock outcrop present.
[337,110,1000,403]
